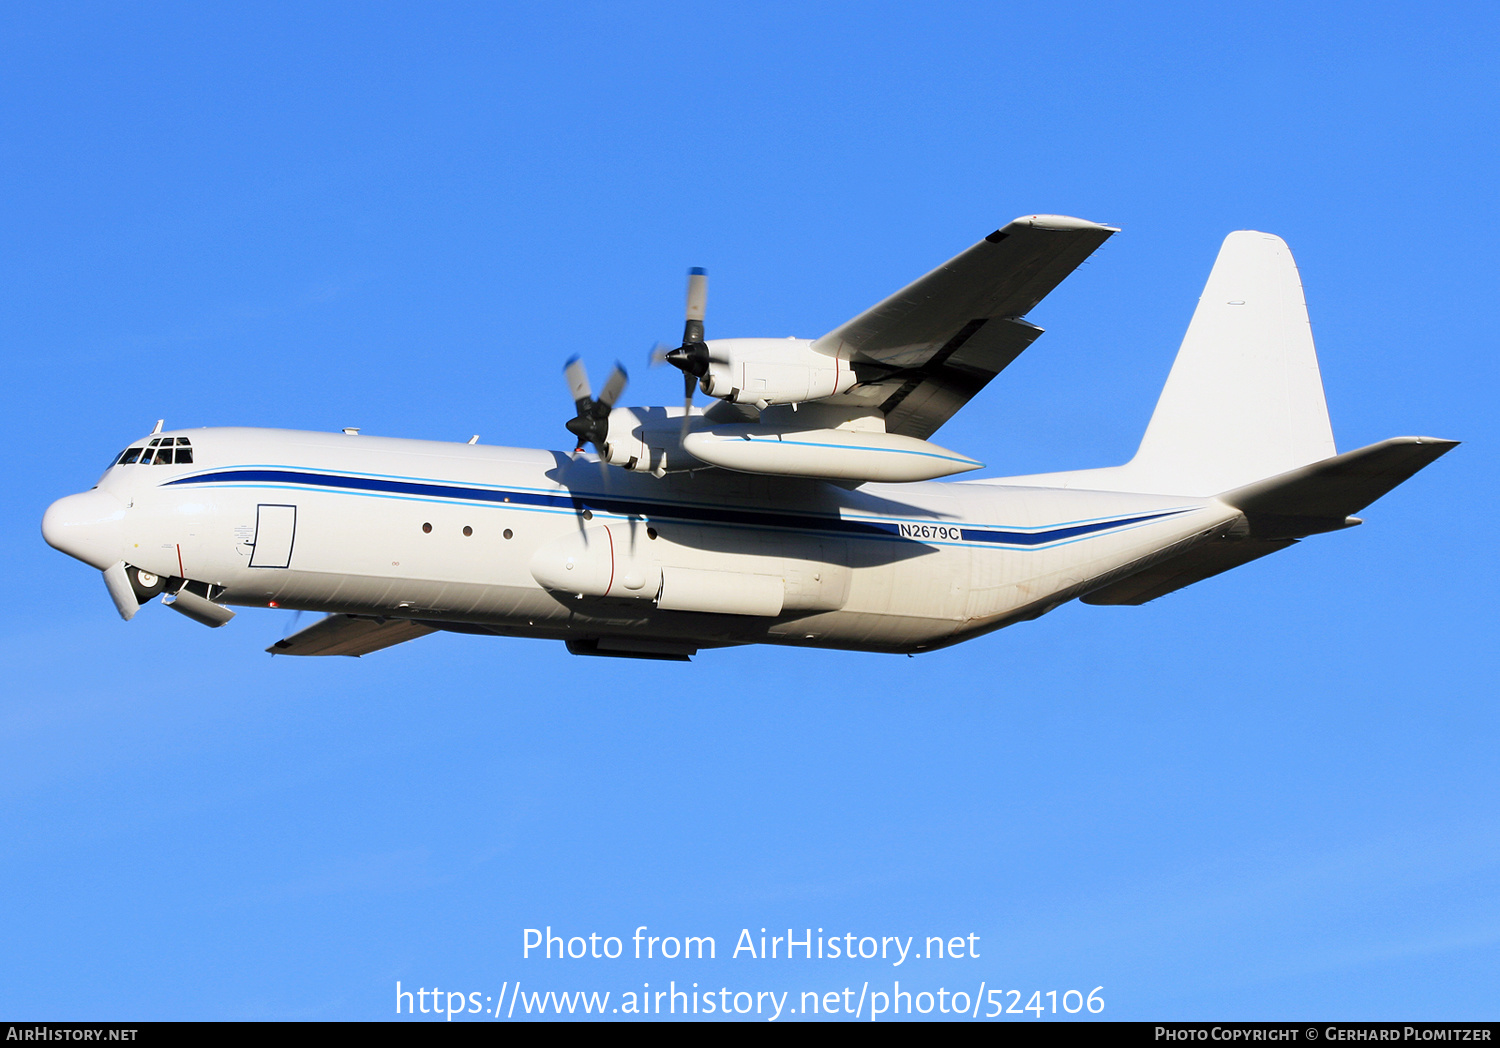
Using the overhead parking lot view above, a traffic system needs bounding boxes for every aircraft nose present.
[42,490,127,571]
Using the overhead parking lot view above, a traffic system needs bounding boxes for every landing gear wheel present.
[127,565,166,603]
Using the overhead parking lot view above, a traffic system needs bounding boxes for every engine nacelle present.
[699,338,856,407]
[596,406,697,475]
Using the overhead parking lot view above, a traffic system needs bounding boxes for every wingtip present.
[1390,435,1461,449]
[1006,214,1118,234]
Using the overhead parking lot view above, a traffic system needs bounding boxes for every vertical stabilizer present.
[1121,231,1336,495]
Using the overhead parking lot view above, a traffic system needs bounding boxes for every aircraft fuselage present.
[45,427,1238,656]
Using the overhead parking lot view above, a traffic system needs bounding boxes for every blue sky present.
[4,2,1496,1021]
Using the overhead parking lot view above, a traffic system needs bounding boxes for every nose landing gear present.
[127,565,165,604]
[107,563,235,628]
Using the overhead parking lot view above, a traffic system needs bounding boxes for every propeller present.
[563,356,627,458]
[663,267,709,435]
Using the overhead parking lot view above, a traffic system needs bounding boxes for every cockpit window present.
[118,437,191,466]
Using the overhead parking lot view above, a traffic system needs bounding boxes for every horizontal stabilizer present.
[1218,436,1459,538]
[1084,435,1457,606]
[1082,538,1296,605]
[267,614,436,657]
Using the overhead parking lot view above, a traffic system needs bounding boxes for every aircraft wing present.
[813,215,1116,439]
[267,613,437,656]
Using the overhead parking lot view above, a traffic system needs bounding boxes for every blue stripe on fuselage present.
[164,468,1191,548]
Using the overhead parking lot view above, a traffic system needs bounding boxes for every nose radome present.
[42,490,127,571]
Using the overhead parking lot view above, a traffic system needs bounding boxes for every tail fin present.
[995,231,1339,496]
[1118,231,1336,495]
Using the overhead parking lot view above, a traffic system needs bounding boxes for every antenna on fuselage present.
[151,419,164,435]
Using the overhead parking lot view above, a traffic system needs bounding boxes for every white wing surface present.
[267,614,436,657]
[812,214,1116,439]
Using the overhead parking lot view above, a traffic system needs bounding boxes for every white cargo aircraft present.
[43,216,1455,661]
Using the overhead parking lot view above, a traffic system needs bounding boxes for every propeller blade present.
[598,363,628,411]
[680,370,696,439]
[683,267,707,345]
[656,267,709,436]
[564,357,625,458]
[564,355,592,413]
[665,267,710,380]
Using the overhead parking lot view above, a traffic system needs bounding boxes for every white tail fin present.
[1125,231,1334,494]
[999,231,1337,496]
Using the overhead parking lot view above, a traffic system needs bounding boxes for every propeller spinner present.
[563,356,627,455]
[663,267,709,429]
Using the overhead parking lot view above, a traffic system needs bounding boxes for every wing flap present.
[873,317,1044,437]
[267,614,437,657]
